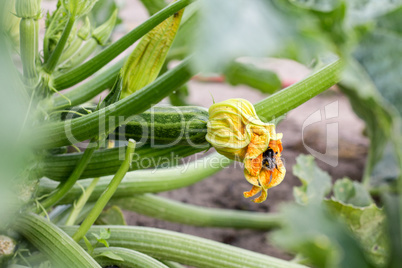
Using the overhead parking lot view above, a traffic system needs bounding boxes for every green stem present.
[72,140,135,242]
[63,225,308,268]
[254,59,343,122]
[65,177,100,226]
[93,247,169,268]
[112,194,282,230]
[52,57,126,110]
[19,18,38,86]
[43,17,76,74]
[34,58,193,149]
[58,37,83,64]
[52,0,193,90]
[161,261,186,268]
[38,152,231,204]
[40,140,99,210]
[57,38,98,71]
[15,214,101,267]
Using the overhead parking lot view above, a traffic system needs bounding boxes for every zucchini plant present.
[0,0,401,267]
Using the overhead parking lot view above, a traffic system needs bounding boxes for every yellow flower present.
[206,98,286,203]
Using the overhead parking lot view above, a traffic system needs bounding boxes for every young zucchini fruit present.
[42,143,205,181]
[114,106,209,147]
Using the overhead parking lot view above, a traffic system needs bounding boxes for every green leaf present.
[371,142,401,186]
[91,228,111,248]
[89,0,122,26]
[339,59,400,187]
[292,154,332,205]
[382,194,402,268]
[333,178,374,207]
[95,206,127,225]
[193,0,329,72]
[99,228,111,240]
[94,251,124,262]
[140,0,168,16]
[325,199,388,266]
[354,27,402,115]
[271,203,374,268]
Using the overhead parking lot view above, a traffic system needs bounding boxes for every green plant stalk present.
[52,57,126,110]
[93,247,169,268]
[38,152,231,204]
[58,37,83,64]
[254,59,343,121]
[52,0,193,90]
[19,18,38,85]
[40,140,99,210]
[58,38,98,71]
[42,143,203,181]
[225,61,281,94]
[43,7,64,62]
[15,213,101,268]
[72,140,135,242]
[63,225,308,268]
[112,194,282,230]
[65,177,100,226]
[161,261,186,268]
[48,204,72,223]
[43,17,76,74]
[53,203,94,226]
[34,58,193,149]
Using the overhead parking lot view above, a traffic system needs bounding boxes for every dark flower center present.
[262,148,277,170]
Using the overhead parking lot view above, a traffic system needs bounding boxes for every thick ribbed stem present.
[63,225,308,268]
[112,193,282,230]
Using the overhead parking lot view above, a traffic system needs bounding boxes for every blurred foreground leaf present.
[353,7,402,115]
[271,203,374,268]
[383,194,402,268]
[326,200,387,266]
[0,25,35,226]
[192,0,328,72]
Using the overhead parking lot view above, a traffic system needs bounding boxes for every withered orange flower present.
[243,137,285,203]
[206,98,286,203]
